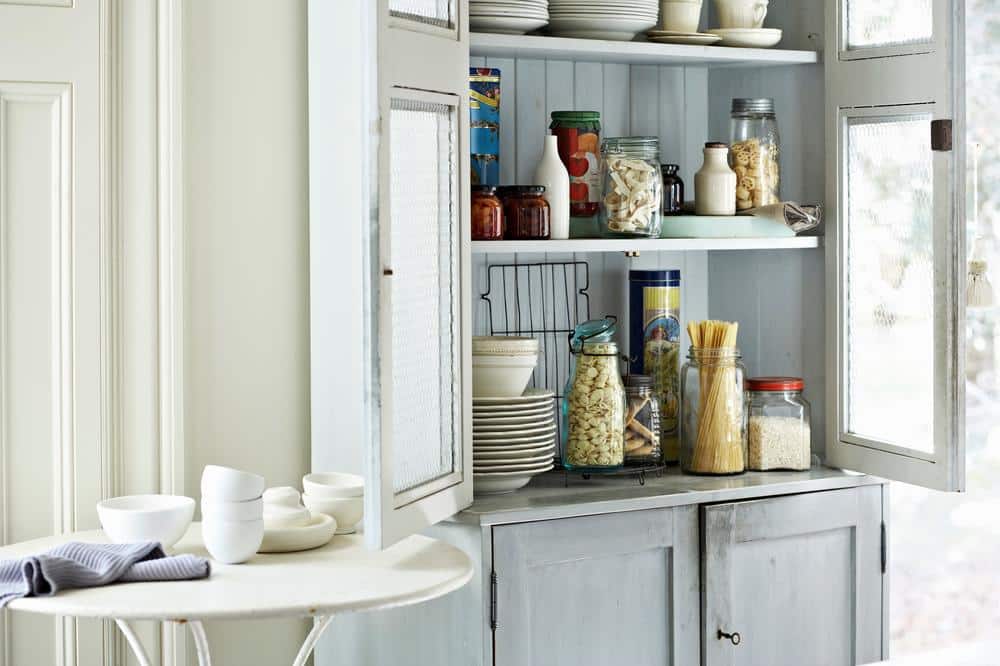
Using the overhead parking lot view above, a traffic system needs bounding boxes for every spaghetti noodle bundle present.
[685,320,745,474]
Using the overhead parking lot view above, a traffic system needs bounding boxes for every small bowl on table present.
[302,473,364,534]
[97,495,195,549]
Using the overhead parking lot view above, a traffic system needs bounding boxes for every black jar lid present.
[508,185,546,196]
[661,164,680,174]
[625,374,654,388]
[471,185,497,195]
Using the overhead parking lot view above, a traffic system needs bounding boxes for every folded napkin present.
[0,541,211,608]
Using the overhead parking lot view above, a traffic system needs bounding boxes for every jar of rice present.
[745,377,811,471]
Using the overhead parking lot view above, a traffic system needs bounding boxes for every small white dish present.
[201,496,263,522]
[473,441,557,453]
[473,412,554,426]
[302,472,364,499]
[262,486,302,507]
[473,423,557,438]
[473,465,553,495]
[473,443,555,460]
[646,30,723,45]
[201,465,266,502]
[258,513,337,553]
[473,458,555,471]
[473,404,554,417]
[263,503,312,529]
[470,15,548,34]
[202,518,264,564]
[302,494,364,535]
[473,388,555,405]
[707,27,782,47]
[96,495,195,549]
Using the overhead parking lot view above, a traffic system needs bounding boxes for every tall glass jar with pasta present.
[561,318,626,471]
[680,347,747,475]
[729,98,781,211]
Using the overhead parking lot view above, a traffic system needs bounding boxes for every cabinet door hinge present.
[880,521,887,574]
[931,119,953,151]
[490,570,498,630]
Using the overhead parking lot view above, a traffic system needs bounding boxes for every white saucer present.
[470,15,549,34]
[473,464,554,495]
[474,444,555,460]
[258,513,337,553]
[473,389,555,405]
[646,30,722,45]
[474,422,557,437]
[707,28,782,48]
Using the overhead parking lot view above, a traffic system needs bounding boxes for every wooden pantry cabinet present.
[316,471,887,665]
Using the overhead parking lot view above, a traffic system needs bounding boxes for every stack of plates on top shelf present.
[470,0,549,35]
[473,388,557,495]
[547,0,658,41]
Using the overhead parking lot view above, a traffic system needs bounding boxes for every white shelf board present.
[470,32,820,67]
[471,236,823,254]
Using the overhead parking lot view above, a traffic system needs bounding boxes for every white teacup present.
[714,0,768,29]
[660,0,703,34]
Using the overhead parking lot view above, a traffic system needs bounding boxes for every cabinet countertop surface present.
[456,465,884,525]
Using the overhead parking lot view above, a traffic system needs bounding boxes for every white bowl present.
[97,495,195,548]
[201,496,263,522]
[262,486,301,507]
[263,503,312,529]
[202,519,264,564]
[302,472,364,499]
[471,336,540,356]
[201,465,266,502]
[302,494,364,534]
[472,353,538,398]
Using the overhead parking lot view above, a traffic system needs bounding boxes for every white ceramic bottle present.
[534,134,571,239]
[694,142,738,216]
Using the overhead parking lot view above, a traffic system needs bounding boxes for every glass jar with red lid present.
[471,185,504,240]
[745,376,811,471]
[502,186,550,240]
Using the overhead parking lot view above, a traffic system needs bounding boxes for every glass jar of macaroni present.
[729,98,781,211]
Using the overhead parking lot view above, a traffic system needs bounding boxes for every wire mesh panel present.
[845,0,932,50]
[389,0,454,29]
[388,96,459,494]
[479,261,592,449]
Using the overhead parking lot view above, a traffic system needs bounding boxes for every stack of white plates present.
[473,388,556,495]
[470,0,549,35]
[547,0,658,41]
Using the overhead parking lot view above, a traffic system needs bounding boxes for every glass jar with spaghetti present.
[679,321,747,475]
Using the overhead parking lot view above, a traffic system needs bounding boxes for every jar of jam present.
[471,185,504,240]
[550,111,601,237]
[503,186,550,240]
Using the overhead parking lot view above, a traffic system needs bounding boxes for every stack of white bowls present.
[470,0,549,35]
[547,0,658,40]
[200,465,265,564]
[472,336,540,398]
[301,473,365,535]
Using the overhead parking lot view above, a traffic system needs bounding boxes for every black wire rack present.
[479,261,591,456]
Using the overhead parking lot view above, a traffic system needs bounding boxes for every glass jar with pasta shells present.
[561,318,627,472]
[599,137,663,238]
[729,98,781,212]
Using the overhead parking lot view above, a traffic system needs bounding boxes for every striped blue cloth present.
[0,541,210,608]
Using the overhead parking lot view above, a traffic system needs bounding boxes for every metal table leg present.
[189,620,213,666]
[292,615,333,666]
[114,619,152,666]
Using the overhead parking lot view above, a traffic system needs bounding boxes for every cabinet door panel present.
[493,507,699,666]
[702,487,884,666]
[825,0,966,490]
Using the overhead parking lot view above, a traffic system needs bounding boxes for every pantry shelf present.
[471,236,822,254]
[470,32,820,68]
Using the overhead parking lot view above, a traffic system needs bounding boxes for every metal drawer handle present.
[718,629,742,646]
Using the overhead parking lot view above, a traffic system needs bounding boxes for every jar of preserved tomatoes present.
[502,186,550,240]
[471,185,504,240]
[550,111,601,237]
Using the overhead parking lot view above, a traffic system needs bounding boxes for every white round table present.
[0,524,473,666]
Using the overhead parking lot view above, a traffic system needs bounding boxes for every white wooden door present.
[0,0,106,663]
[492,508,700,666]
[309,0,473,549]
[702,487,885,666]
[825,0,967,490]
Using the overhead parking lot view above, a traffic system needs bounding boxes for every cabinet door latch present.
[490,570,498,630]
[880,521,887,574]
[931,119,953,152]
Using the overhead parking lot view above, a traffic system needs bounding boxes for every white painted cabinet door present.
[492,507,700,666]
[308,0,472,549]
[824,0,967,490]
[702,487,885,666]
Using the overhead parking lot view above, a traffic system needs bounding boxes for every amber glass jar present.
[503,186,551,240]
[471,185,504,240]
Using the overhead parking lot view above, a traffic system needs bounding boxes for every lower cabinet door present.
[702,486,885,666]
[492,506,699,666]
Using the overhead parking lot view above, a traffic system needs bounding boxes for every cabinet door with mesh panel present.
[825,0,966,490]
[310,0,471,549]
